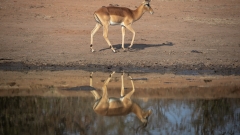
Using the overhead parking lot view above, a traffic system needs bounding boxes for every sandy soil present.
[0,70,239,98]
[0,0,239,75]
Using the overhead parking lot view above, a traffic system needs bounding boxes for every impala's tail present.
[94,13,102,25]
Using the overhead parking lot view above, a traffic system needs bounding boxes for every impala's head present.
[136,110,152,133]
[142,0,154,14]
[142,110,152,124]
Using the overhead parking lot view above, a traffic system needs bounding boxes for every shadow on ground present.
[62,86,96,91]
[99,42,174,52]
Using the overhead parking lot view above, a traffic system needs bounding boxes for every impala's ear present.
[148,110,152,115]
[143,0,150,4]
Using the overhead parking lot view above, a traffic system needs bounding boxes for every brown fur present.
[90,72,152,125]
[90,0,154,52]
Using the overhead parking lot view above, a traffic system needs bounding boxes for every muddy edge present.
[0,61,239,75]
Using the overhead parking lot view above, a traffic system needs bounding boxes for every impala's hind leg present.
[124,74,135,99]
[94,71,115,114]
[102,25,116,53]
[90,23,102,52]
[102,71,115,98]
[90,72,101,100]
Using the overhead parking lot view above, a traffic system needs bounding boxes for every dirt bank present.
[0,71,239,98]
[0,0,240,75]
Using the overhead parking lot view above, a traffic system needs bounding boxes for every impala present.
[90,0,154,52]
[89,72,152,130]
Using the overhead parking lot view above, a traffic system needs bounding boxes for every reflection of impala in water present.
[90,71,152,130]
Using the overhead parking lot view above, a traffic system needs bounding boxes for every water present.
[0,97,239,135]
[0,70,240,134]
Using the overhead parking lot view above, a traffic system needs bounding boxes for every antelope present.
[90,0,154,52]
[89,72,152,130]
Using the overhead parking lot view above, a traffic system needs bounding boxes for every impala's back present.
[94,6,133,26]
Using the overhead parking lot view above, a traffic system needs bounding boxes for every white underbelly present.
[110,21,124,26]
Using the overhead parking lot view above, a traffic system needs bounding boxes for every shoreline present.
[0,61,239,76]
[0,70,239,98]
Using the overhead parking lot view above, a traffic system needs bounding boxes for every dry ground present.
[0,0,240,74]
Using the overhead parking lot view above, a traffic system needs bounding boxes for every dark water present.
[0,97,240,135]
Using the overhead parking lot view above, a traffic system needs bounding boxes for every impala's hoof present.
[110,71,115,77]
[90,72,94,77]
[112,49,116,53]
[122,48,127,52]
[128,73,133,79]
[111,49,116,53]
[90,44,95,52]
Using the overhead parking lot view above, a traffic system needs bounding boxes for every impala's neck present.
[132,4,146,22]
[131,103,146,122]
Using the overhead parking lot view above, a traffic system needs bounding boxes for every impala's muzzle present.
[149,7,154,14]
[136,121,148,133]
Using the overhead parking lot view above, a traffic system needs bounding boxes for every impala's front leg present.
[120,71,125,97]
[121,26,126,51]
[125,25,135,49]
[124,73,135,99]
[90,72,101,100]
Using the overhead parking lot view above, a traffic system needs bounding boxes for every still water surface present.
[0,71,240,134]
[1,96,239,135]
